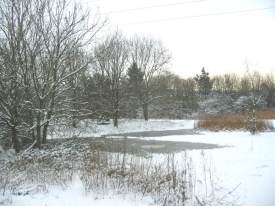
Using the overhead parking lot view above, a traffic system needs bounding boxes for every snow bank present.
[91,119,195,136]
[49,119,196,139]
[3,177,153,206]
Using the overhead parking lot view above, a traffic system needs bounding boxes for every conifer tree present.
[194,67,212,97]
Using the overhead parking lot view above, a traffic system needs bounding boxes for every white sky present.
[82,0,275,77]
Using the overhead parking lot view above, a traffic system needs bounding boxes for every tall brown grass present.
[256,109,275,119]
[196,111,274,131]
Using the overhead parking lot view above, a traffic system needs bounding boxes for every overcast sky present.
[82,0,275,77]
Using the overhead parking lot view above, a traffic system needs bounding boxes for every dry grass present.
[196,111,274,131]
[256,109,275,119]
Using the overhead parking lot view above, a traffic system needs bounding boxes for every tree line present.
[0,0,171,152]
[69,66,275,127]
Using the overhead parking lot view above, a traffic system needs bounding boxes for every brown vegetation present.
[196,110,274,131]
[256,109,275,119]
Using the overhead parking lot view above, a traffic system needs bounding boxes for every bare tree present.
[64,49,92,128]
[212,74,239,95]
[261,73,275,107]
[0,0,35,152]
[0,0,105,151]
[94,32,129,127]
[246,70,263,134]
[129,35,171,120]
[181,78,198,112]
[29,0,104,147]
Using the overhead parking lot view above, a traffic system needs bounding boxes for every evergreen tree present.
[127,62,144,118]
[194,67,212,97]
[127,62,144,92]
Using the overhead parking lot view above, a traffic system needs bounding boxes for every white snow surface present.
[49,119,196,139]
[92,119,195,135]
[3,119,275,206]
[5,177,153,206]
[143,131,275,206]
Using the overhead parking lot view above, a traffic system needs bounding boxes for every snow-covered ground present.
[49,119,196,139]
[5,177,153,206]
[2,119,275,206]
[144,131,275,206]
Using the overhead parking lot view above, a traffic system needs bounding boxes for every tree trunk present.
[42,111,53,144]
[42,124,48,144]
[143,102,149,121]
[113,90,119,127]
[72,118,77,128]
[42,93,55,144]
[35,114,42,149]
[11,126,20,153]
[251,106,257,135]
[113,111,118,127]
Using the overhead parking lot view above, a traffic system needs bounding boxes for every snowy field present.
[1,119,275,206]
